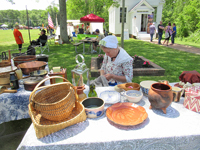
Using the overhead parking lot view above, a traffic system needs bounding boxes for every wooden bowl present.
[18,61,47,75]
[13,55,36,66]
[117,83,140,91]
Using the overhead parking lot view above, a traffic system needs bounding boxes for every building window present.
[120,7,126,23]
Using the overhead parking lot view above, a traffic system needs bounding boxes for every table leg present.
[91,43,93,54]
[83,42,85,54]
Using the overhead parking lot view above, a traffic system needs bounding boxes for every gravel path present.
[142,39,200,55]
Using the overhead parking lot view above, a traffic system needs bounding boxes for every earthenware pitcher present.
[148,83,173,114]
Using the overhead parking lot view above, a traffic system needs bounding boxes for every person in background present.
[149,23,156,42]
[13,25,24,53]
[157,21,164,44]
[171,23,176,45]
[92,29,105,53]
[46,26,50,35]
[104,29,108,37]
[163,22,173,46]
[99,35,133,86]
[31,29,47,46]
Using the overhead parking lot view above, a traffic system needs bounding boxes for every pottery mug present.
[158,80,169,85]
[172,87,182,102]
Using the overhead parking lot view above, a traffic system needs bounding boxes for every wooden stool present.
[48,68,67,84]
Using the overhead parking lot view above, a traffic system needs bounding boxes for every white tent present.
[1,24,8,27]
[89,23,103,34]
[67,20,83,26]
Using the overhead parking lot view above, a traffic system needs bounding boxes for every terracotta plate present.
[106,102,148,126]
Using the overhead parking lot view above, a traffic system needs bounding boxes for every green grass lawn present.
[0,29,200,84]
[175,37,200,49]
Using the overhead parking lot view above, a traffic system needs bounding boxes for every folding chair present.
[39,39,49,54]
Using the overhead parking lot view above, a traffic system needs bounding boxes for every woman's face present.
[101,46,118,58]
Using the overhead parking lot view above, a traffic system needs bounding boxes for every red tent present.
[80,13,105,23]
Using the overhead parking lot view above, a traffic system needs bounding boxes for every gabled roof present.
[129,0,154,12]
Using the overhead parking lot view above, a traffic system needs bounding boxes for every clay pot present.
[148,83,173,114]
[74,85,87,102]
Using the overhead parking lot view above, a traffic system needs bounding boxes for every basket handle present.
[29,76,73,103]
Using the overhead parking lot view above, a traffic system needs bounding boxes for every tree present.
[59,0,69,43]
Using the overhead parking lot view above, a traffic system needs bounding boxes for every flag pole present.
[26,5,31,44]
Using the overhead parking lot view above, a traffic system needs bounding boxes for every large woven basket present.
[29,101,87,138]
[29,76,76,121]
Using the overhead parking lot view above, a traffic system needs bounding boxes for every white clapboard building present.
[109,0,165,38]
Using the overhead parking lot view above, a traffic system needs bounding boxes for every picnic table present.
[79,38,95,54]
[17,83,200,150]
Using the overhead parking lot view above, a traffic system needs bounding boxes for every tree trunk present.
[59,0,69,43]
[121,0,125,48]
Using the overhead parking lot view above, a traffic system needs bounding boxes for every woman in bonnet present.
[99,35,133,86]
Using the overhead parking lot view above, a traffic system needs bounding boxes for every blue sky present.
[0,0,59,10]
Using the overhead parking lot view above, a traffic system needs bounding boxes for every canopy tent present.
[80,13,105,23]
[80,14,104,33]
[1,24,8,27]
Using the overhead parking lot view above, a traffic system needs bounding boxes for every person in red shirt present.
[13,25,24,53]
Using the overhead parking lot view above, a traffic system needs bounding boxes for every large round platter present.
[106,102,148,126]
[99,90,120,104]
[0,66,17,74]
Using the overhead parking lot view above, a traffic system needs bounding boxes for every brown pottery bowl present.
[18,61,47,75]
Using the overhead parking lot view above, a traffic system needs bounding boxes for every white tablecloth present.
[17,85,200,150]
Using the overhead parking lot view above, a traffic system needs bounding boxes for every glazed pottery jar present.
[74,85,87,102]
[148,83,173,114]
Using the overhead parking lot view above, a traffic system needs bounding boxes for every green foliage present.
[66,0,118,31]
[0,5,59,28]
[162,0,200,38]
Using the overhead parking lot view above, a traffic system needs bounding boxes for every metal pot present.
[30,70,48,77]
[23,77,44,91]
[36,54,49,62]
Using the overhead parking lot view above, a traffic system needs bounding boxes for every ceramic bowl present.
[117,83,140,91]
[123,90,143,103]
[140,80,157,96]
[82,97,105,118]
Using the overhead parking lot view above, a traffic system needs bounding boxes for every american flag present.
[48,12,54,28]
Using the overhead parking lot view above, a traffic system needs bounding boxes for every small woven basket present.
[29,76,76,121]
[29,101,87,138]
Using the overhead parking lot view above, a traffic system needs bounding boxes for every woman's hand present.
[104,74,113,80]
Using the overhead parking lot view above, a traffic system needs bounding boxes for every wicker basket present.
[29,101,87,138]
[117,82,140,91]
[29,76,76,121]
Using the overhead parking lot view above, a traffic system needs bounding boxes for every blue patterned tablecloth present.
[0,64,50,124]
[0,85,31,124]
[17,85,200,150]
